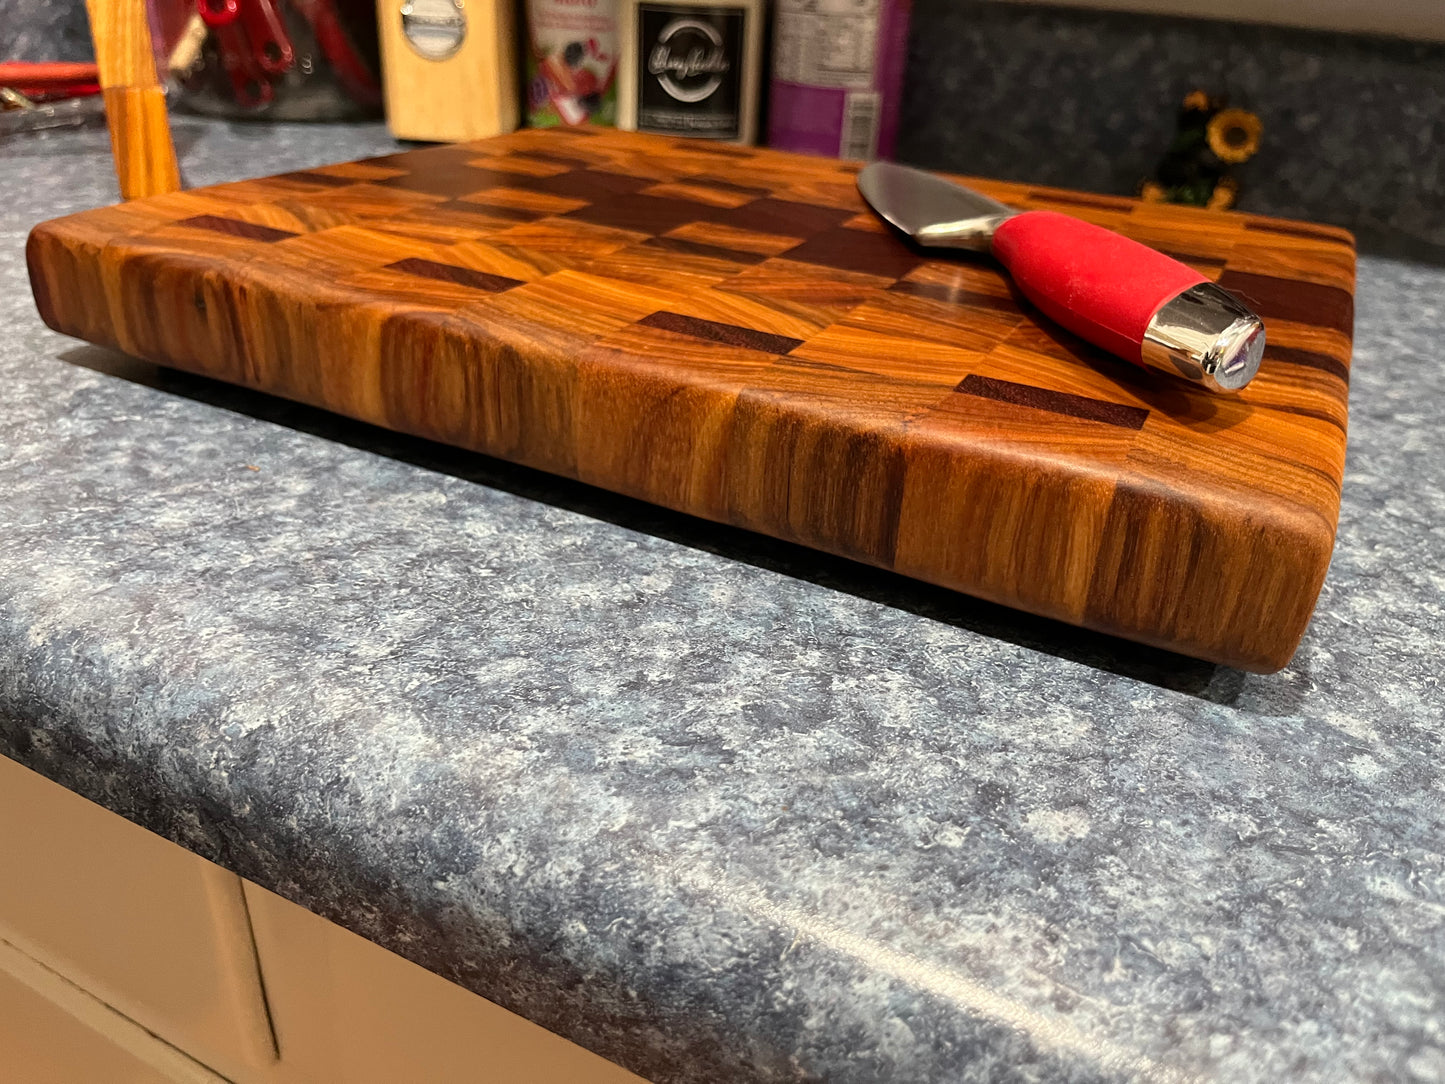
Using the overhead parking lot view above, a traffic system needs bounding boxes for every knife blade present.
[857,161,1265,393]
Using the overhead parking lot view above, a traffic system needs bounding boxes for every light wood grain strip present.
[99,86,180,200]
[87,0,180,200]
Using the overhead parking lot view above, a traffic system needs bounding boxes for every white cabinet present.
[0,755,277,1080]
[243,882,646,1084]
[0,754,649,1083]
[0,956,190,1084]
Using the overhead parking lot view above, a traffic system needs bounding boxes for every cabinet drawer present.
[0,962,175,1084]
[243,881,649,1083]
[0,755,277,1079]
[0,936,225,1084]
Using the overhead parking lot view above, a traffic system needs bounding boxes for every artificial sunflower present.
[1206,108,1262,164]
[1182,89,1213,113]
[1206,176,1240,210]
[1139,180,1169,203]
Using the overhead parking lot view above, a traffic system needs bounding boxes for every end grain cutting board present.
[26,129,1355,672]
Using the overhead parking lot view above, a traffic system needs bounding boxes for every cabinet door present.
[0,937,224,1084]
[243,881,650,1084]
[0,963,176,1084]
[0,755,279,1080]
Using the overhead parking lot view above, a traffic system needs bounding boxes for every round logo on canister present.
[647,18,731,102]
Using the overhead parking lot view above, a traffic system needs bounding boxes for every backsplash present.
[1,0,92,64]
[898,0,1445,258]
[4,0,1441,255]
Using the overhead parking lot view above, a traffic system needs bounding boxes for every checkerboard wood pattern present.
[26,129,1355,671]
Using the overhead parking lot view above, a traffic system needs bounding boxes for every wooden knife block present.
[376,0,519,141]
[26,130,1355,671]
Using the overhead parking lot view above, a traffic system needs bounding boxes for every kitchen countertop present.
[2,119,1442,1084]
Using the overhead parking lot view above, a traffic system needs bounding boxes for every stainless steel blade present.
[856,161,1018,253]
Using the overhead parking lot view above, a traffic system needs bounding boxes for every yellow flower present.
[1182,90,1211,112]
[1207,109,1262,163]
[1207,177,1240,211]
[1139,180,1169,203]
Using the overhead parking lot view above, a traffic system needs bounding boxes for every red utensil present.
[0,62,101,89]
[857,162,1267,392]
[197,0,240,26]
[198,0,279,107]
[293,0,381,107]
[239,0,295,76]
[0,62,103,101]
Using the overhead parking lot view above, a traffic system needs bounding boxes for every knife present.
[856,161,1266,393]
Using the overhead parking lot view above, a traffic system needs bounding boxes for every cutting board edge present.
[27,207,1339,674]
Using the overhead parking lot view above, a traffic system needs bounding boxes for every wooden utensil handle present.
[990,210,1207,365]
[85,0,182,199]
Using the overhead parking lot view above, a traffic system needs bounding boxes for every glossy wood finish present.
[26,130,1355,671]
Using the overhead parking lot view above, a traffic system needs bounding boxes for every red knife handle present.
[990,210,1207,366]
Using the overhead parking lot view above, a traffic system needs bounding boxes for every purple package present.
[766,0,911,160]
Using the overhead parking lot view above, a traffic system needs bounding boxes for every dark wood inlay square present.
[276,171,357,188]
[1245,220,1354,246]
[1157,249,1227,270]
[1266,345,1350,384]
[642,236,768,266]
[523,169,655,200]
[1269,403,1346,431]
[781,227,923,279]
[384,257,524,293]
[1217,270,1354,336]
[566,194,728,235]
[361,146,478,170]
[957,374,1148,429]
[682,175,772,198]
[720,198,854,240]
[177,215,298,243]
[510,151,593,169]
[640,311,802,355]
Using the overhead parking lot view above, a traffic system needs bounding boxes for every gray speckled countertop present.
[2,120,1444,1084]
